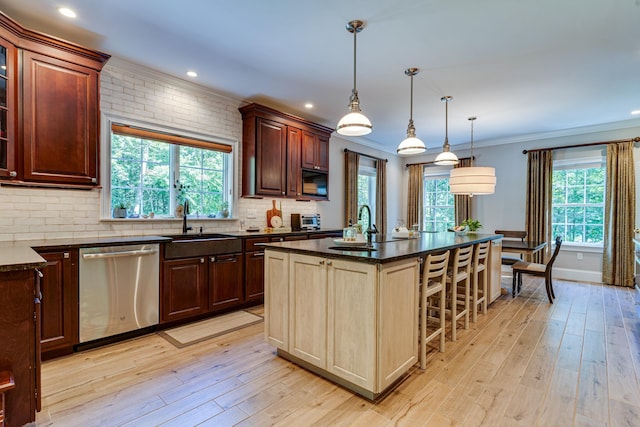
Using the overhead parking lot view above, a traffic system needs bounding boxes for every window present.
[356,158,377,227]
[552,152,605,244]
[423,170,455,232]
[108,123,234,219]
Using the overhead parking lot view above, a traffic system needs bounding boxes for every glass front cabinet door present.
[0,36,16,179]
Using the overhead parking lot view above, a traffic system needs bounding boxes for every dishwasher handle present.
[82,248,158,259]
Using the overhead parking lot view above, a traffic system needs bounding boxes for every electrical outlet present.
[247,209,256,219]
[577,252,583,260]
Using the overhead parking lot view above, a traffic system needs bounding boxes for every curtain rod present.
[405,156,473,168]
[522,136,640,154]
[343,148,388,163]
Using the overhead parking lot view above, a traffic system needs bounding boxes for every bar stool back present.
[471,241,490,322]
[419,251,449,368]
[446,245,473,341]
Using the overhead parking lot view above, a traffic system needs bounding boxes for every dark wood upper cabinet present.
[239,103,332,200]
[0,12,109,187]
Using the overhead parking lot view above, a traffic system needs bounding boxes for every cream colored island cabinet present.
[264,250,420,399]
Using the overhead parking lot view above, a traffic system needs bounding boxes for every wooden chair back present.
[494,230,527,241]
[545,236,563,274]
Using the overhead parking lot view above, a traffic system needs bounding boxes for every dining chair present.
[419,251,449,368]
[511,236,563,303]
[494,230,527,266]
[445,245,473,341]
[471,241,490,322]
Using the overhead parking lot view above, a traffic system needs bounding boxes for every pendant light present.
[336,20,372,136]
[449,116,496,196]
[433,96,459,165]
[397,68,426,155]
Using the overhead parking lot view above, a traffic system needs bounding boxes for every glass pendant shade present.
[433,96,458,165]
[397,68,425,155]
[449,116,496,196]
[336,20,372,137]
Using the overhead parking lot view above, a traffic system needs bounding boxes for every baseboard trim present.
[553,267,602,284]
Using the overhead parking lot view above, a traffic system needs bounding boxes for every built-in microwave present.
[301,170,328,197]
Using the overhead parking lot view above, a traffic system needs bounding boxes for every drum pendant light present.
[336,20,372,136]
[397,68,426,155]
[449,116,496,196]
[433,96,459,165]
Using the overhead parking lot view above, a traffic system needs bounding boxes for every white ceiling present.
[3,0,640,154]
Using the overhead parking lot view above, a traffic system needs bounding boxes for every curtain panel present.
[344,151,360,227]
[602,141,636,287]
[375,159,387,235]
[526,150,553,263]
[454,158,472,226]
[406,164,423,229]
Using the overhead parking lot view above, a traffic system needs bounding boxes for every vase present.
[175,204,184,218]
[113,208,127,218]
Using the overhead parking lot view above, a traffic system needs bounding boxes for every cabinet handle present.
[9,171,17,177]
[91,178,97,183]
[35,269,43,301]
[200,258,205,263]
[253,252,265,258]
[64,252,70,259]
[210,256,216,262]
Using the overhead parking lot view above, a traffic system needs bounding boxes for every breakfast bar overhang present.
[262,232,503,400]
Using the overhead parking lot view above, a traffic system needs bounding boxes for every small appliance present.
[291,213,302,231]
[300,214,321,230]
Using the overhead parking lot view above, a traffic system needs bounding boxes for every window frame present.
[422,167,455,232]
[357,159,377,227]
[101,114,238,220]
[551,151,606,248]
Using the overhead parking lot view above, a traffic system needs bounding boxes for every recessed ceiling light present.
[304,103,313,109]
[58,7,77,18]
[632,110,640,115]
[186,71,198,78]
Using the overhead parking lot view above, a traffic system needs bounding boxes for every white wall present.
[0,57,404,241]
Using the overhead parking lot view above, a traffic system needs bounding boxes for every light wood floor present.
[35,277,640,426]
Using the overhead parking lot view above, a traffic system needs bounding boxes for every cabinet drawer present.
[245,237,270,252]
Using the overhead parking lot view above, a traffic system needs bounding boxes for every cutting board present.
[266,200,282,227]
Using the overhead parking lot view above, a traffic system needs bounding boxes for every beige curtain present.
[407,164,423,229]
[375,159,387,235]
[602,141,636,287]
[454,158,472,225]
[526,150,553,263]
[344,151,360,227]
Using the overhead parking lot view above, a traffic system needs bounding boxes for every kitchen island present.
[262,232,502,400]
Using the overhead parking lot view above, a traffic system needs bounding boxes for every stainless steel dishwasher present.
[79,244,159,343]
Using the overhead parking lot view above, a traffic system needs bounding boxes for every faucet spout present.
[182,200,192,234]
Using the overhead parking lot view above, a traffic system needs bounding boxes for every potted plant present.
[113,202,127,218]
[461,218,482,233]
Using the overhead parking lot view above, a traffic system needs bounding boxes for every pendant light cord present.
[352,26,357,93]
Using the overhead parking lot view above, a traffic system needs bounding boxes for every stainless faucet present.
[358,204,378,247]
[182,200,192,234]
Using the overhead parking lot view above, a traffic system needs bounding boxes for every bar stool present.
[0,370,15,427]
[471,241,490,323]
[446,245,473,341]
[419,251,449,369]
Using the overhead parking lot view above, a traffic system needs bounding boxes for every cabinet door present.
[256,117,287,196]
[245,250,265,302]
[488,239,503,303]
[39,250,79,359]
[161,257,208,323]
[326,259,376,389]
[289,253,327,368]
[286,126,301,197]
[264,250,289,349]
[301,131,329,172]
[209,253,243,311]
[0,36,16,179]
[22,50,99,185]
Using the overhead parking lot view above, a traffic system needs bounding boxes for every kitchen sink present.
[164,235,241,259]
[328,246,377,252]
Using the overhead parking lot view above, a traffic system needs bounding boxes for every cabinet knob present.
[210,256,216,263]
[319,260,325,265]
[200,258,205,263]
[326,260,333,266]
[64,252,70,258]
[282,191,285,195]
[9,171,17,177]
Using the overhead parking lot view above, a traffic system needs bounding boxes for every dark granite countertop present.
[261,232,502,264]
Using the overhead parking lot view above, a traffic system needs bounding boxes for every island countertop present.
[261,232,502,264]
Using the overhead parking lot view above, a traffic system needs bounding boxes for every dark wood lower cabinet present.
[0,268,40,426]
[209,253,243,311]
[161,257,208,323]
[38,250,78,360]
[245,250,265,302]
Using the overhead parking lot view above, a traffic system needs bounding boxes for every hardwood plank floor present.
[35,278,640,426]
